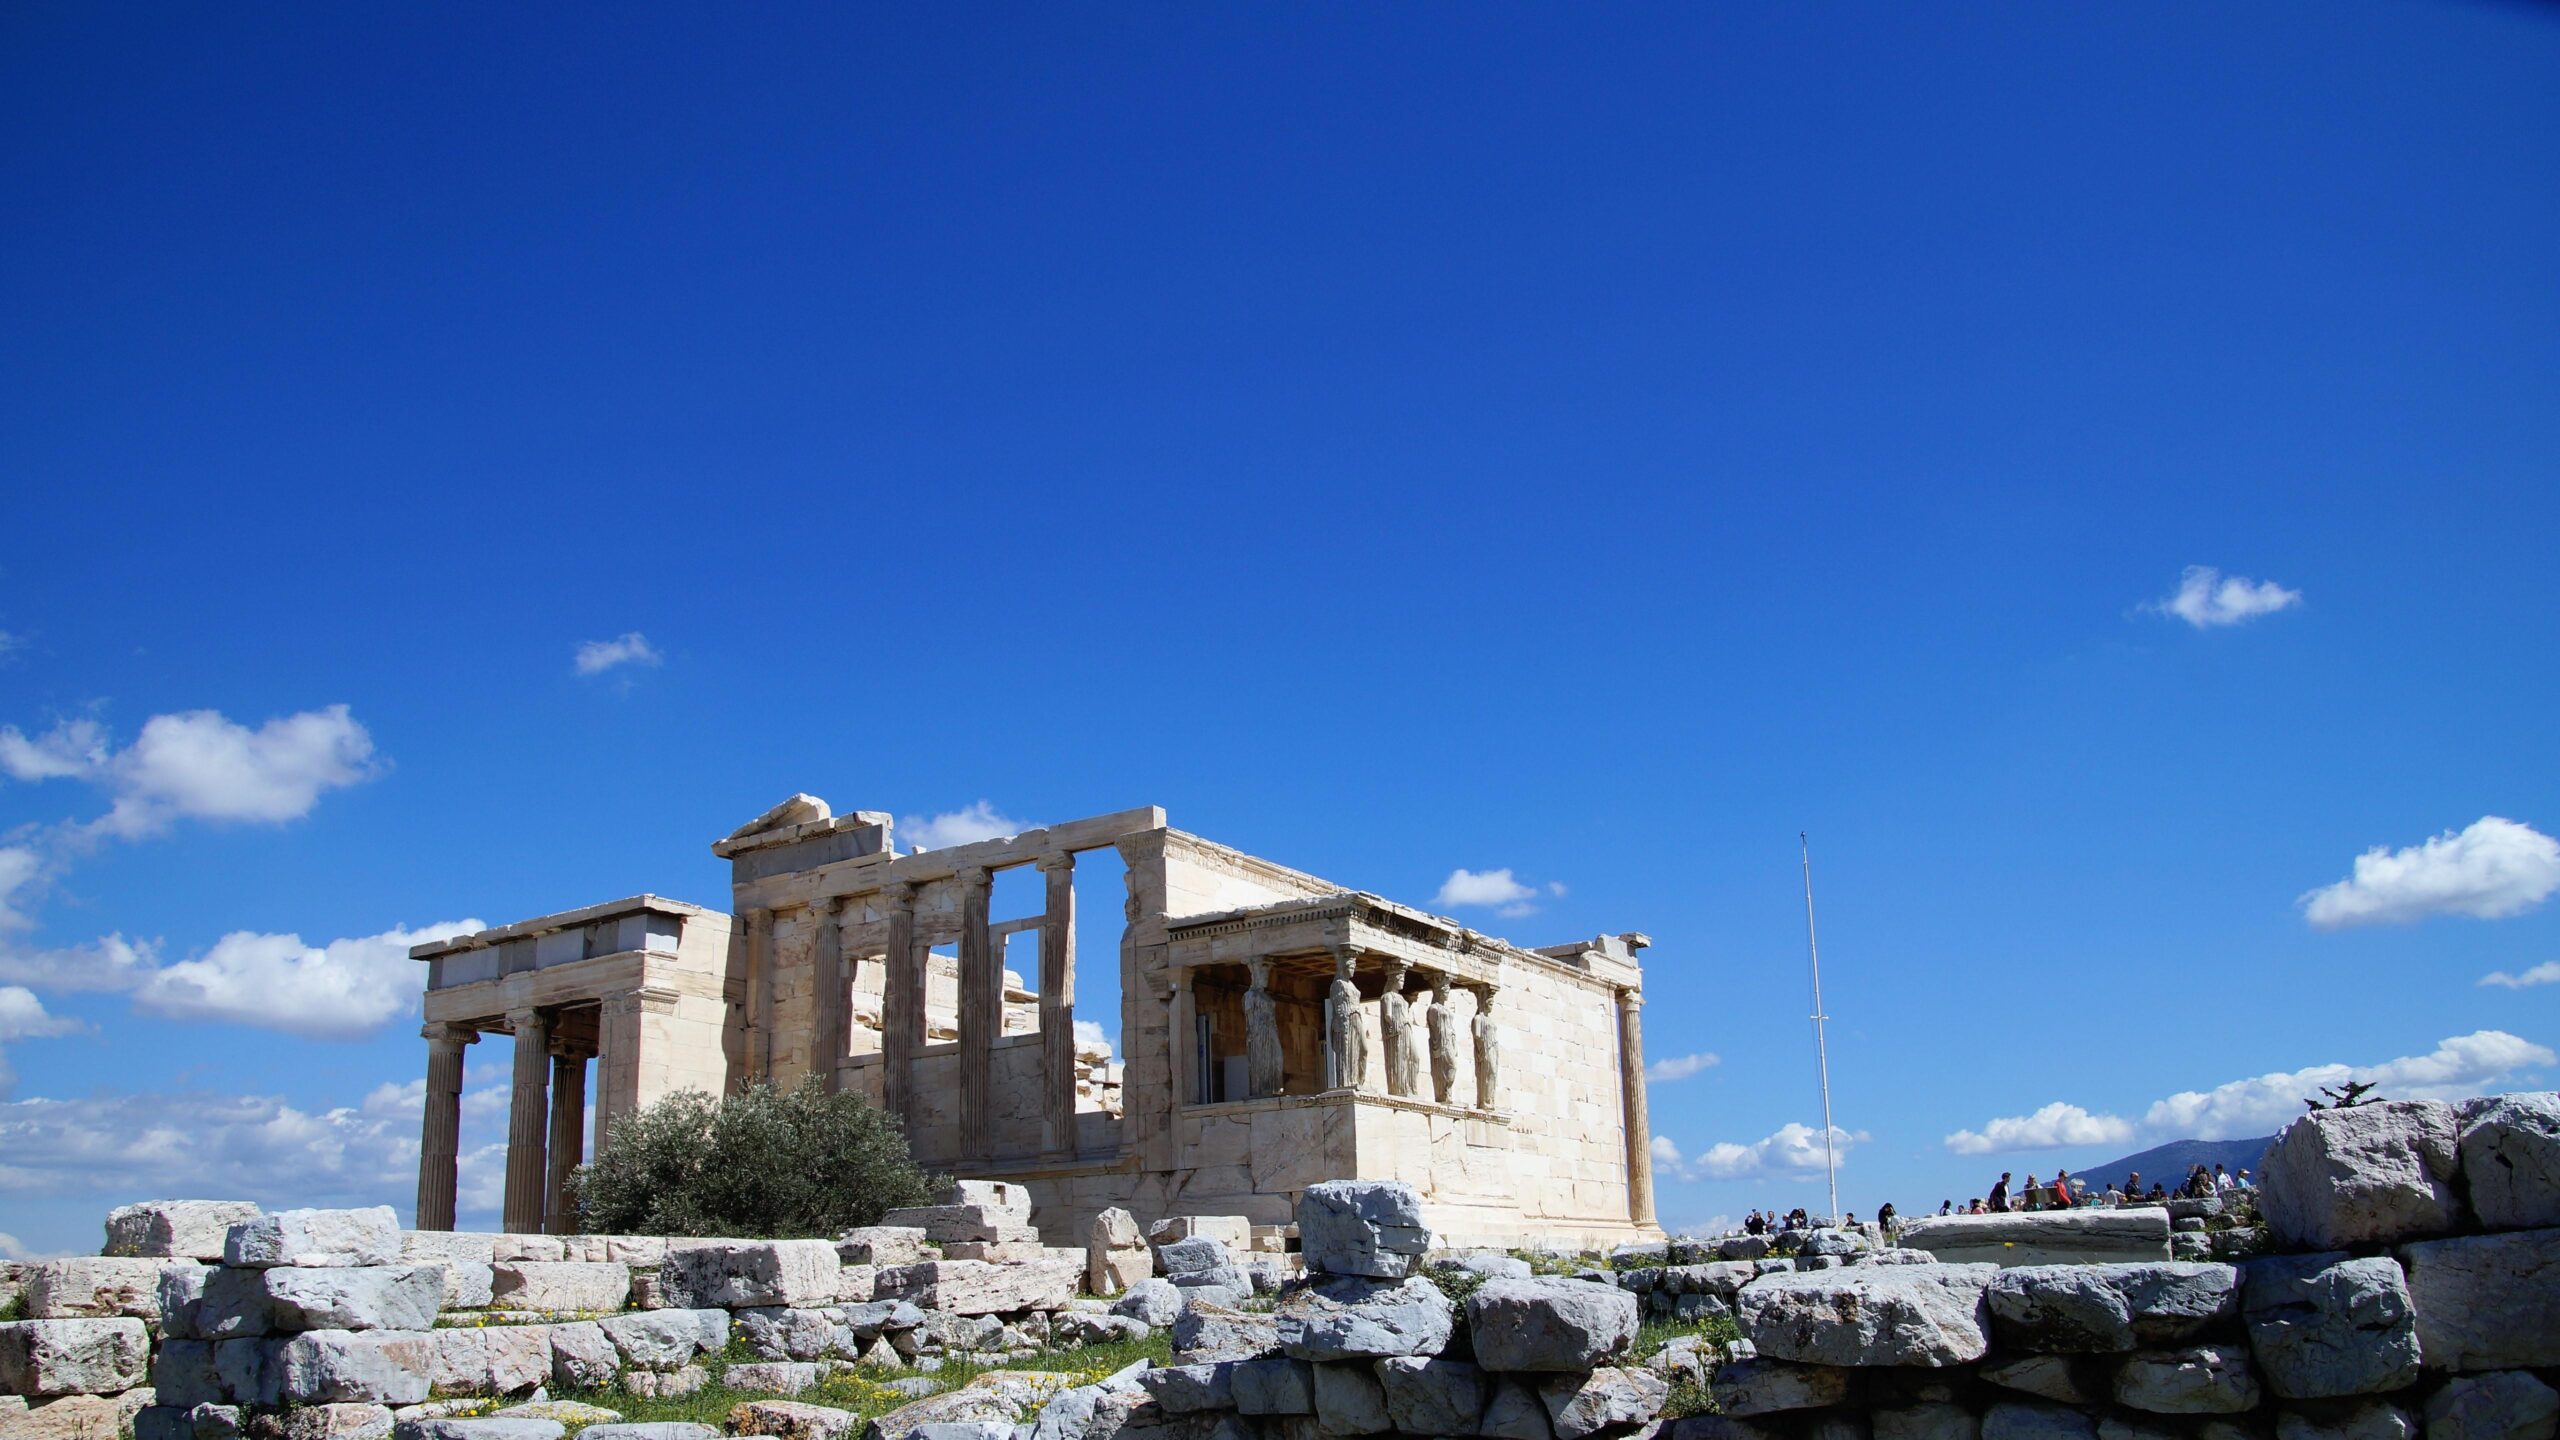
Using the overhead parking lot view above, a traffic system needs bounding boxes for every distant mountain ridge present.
[2068,1135,2275,1192]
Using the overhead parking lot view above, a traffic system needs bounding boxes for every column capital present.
[1380,956,1413,986]
[422,1022,479,1047]
[744,905,774,925]
[957,864,991,890]
[1036,850,1077,874]
[507,1006,548,1031]
[1616,986,1645,1012]
[881,879,915,906]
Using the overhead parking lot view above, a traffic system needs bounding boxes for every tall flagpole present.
[1800,833,1840,1224]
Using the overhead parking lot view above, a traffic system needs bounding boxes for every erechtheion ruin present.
[410,799,1664,1249]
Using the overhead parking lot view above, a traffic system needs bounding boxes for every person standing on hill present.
[1989,1172,2012,1211]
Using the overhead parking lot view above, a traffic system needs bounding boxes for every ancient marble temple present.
[410,798,1666,1249]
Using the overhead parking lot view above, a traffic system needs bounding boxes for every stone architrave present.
[1243,958,1284,1100]
[1380,961,1423,1098]
[1426,972,1461,1104]
[1469,983,1501,1107]
[1326,952,1369,1093]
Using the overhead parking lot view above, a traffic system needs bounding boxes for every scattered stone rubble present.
[10,1091,2560,1440]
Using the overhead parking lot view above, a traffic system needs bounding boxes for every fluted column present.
[501,1007,552,1235]
[881,883,919,1129]
[1037,852,1077,1157]
[1617,987,1656,1226]
[415,1023,476,1231]
[812,897,847,1094]
[956,867,994,1153]
[544,1049,587,1234]
[743,907,774,1085]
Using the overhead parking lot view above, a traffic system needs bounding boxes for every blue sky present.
[3,2,2558,1255]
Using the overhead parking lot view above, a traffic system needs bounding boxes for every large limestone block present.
[264,1267,444,1333]
[599,1309,728,1369]
[582,1428,722,1440]
[657,1241,839,1309]
[1876,1403,1981,1440]
[1737,1264,1996,1368]
[1985,1263,2237,1353]
[733,1307,837,1363]
[488,1262,630,1313]
[2113,1345,2261,1414]
[835,1228,931,1267]
[1708,1358,1852,1416]
[393,1421,566,1440]
[153,1338,223,1409]
[1155,1236,1248,1293]
[1982,1354,2106,1405]
[4,1393,127,1439]
[2242,1253,2420,1399]
[2272,1399,2416,1439]
[1232,1357,1314,1415]
[276,1329,437,1405]
[1085,1209,1148,1296]
[1296,1181,1429,1279]
[1310,1360,1391,1435]
[1466,1276,1640,1371]
[2421,1370,2560,1440]
[423,1325,550,1398]
[2260,1102,2464,1250]
[1895,1212,2169,1268]
[29,1258,191,1321]
[226,1209,402,1270]
[873,1206,1038,1245]
[275,1401,397,1439]
[1377,1356,1485,1435]
[1135,1362,1233,1413]
[0,1318,151,1397]
[2457,1092,2560,1231]
[1538,1367,1668,1440]
[945,1180,1033,1217]
[873,1259,1076,1316]
[859,1368,1077,1440]
[1170,1301,1278,1364]
[1147,1216,1250,1249]
[215,1336,277,1407]
[2398,1227,2560,1371]
[1109,1278,1181,1327]
[1274,1275,1454,1361]
[104,1203,262,1263]
[547,1322,619,1390]
[175,1269,276,1342]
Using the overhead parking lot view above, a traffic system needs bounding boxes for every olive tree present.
[569,1079,944,1238]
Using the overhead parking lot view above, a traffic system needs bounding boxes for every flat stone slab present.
[1737,1263,1997,1367]
[103,1202,261,1262]
[1895,1211,2171,1267]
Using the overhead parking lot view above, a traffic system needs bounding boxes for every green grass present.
[546,1331,1174,1432]
[0,1292,22,1323]
[1633,1313,1739,1421]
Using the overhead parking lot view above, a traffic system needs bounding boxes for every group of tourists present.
[1934,1161,2253,1216]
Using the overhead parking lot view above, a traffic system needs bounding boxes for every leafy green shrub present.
[570,1079,945,1238]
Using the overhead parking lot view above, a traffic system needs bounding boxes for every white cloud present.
[2300,817,2560,929]
[2481,962,2560,990]
[1073,1019,1116,1057]
[0,629,22,663]
[0,933,156,993]
[0,718,107,782]
[129,919,483,1039]
[1647,1052,1721,1083]
[573,632,663,677]
[2148,565,2303,628]
[1435,868,1555,917]
[2,707,378,840]
[0,1231,46,1262]
[1944,1102,2136,1156]
[0,985,85,1101]
[901,802,1029,851]
[1657,1122,1862,1181]
[0,845,44,931]
[1943,1030,2557,1154]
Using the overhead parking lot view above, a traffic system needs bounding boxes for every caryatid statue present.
[1426,971,1461,1104]
[1469,981,1500,1107]
[1380,960,1424,1098]
[1325,950,1369,1092]
[1243,957,1285,1099]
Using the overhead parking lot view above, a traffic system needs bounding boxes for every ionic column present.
[743,907,774,1085]
[1616,987,1656,1226]
[812,897,847,1094]
[501,1007,552,1235]
[414,1023,476,1231]
[1037,852,1078,1157]
[544,1048,588,1235]
[1170,967,1198,1106]
[956,866,994,1153]
[881,883,920,1128]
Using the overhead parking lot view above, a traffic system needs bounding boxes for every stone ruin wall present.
[5,1091,2560,1440]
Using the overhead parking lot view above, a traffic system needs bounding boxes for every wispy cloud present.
[1655,1122,1864,1181]
[2300,816,2560,929]
[0,986,85,1100]
[1647,1052,1720,1083]
[900,801,1029,851]
[573,632,663,677]
[2146,565,2303,628]
[2481,962,2560,990]
[1941,1029,2557,1155]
